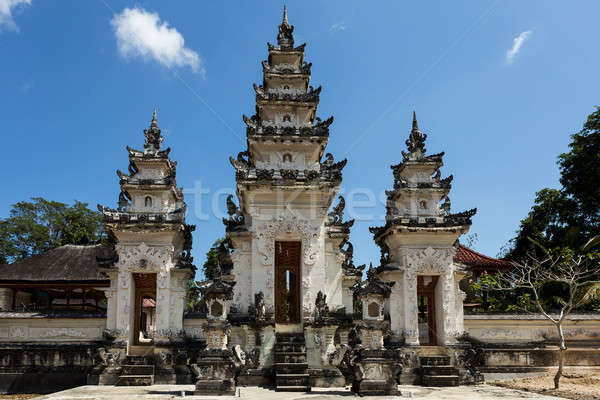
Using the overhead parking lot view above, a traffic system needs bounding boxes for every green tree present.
[0,197,104,264]
[485,236,600,389]
[508,107,600,259]
[202,237,233,280]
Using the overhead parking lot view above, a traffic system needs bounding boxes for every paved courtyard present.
[34,385,567,399]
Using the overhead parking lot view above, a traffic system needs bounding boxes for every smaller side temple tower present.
[370,113,476,347]
[98,110,196,351]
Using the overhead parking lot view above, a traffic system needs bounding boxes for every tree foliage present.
[483,237,600,389]
[185,237,234,312]
[202,237,232,280]
[507,107,600,259]
[0,197,104,264]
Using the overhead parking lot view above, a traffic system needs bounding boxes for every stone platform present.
[33,384,567,399]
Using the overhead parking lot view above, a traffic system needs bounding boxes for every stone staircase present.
[419,355,459,387]
[274,332,311,392]
[116,355,155,386]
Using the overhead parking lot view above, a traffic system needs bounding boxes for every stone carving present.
[97,347,121,369]
[253,215,319,266]
[339,239,365,276]
[277,5,294,49]
[223,194,245,230]
[115,242,172,272]
[314,291,329,322]
[176,224,195,268]
[143,109,164,152]
[320,153,347,181]
[405,246,455,274]
[40,328,86,338]
[117,190,131,211]
[326,196,354,228]
[248,291,266,321]
[9,327,26,338]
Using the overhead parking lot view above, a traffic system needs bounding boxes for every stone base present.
[237,368,272,387]
[192,349,236,395]
[352,379,399,396]
[96,371,120,385]
[308,368,345,387]
[351,350,399,396]
[195,379,235,395]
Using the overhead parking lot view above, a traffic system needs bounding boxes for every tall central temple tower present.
[226,7,353,325]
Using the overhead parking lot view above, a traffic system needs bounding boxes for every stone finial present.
[143,108,164,153]
[402,111,427,159]
[412,110,419,131]
[151,108,158,128]
[277,5,294,49]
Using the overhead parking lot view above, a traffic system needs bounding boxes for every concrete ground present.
[34,385,568,399]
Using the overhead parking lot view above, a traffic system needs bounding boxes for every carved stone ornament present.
[252,215,319,266]
[405,246,455,274]
[115,242,173,272]
[40,328,86,338]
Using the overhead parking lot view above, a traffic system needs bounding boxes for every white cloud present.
[0,0,31,32]
[111,7,203,76]
[330,22,346,33]
[506,30,532,64]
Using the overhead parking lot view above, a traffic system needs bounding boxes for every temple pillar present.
[403,269,419,345]
[115,271,131,343]
[155,271,171,343]
[438,270,458,345]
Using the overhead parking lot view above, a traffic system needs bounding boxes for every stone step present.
[116,375,154,386]
[420,356,451,366]
[275,362,308,374]
[121,364,155,376]
[275,385,311,392]
[274,343,306,353]
[421,375,459,387]
[276,373,310,387]
[275,333,305,344]
[274,352,307,364]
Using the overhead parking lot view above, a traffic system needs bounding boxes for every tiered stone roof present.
[370,113,476,242]
[231,7,345,190]
[98,110,187,229]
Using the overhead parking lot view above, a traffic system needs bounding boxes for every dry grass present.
[493,372,600,400]
[0,395,40,400]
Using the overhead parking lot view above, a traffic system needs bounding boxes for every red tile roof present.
[454,245,512,271]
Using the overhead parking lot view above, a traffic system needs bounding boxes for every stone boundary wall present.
[0,316,106,342]
[464,313,600,344]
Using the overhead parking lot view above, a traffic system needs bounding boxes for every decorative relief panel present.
[115,242,174,272]
[405,246,455,274]
[252,215,320,266]
[39,328,86,338]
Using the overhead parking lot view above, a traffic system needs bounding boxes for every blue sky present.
[1,1,599,279]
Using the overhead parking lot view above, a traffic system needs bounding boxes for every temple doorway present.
[274,241,301,324]
[133,273,156,345]
[417,275,438,345]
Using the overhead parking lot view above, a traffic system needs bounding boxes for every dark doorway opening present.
[275,241,301,323]
[417,275,439,345]
[133,273,156,345]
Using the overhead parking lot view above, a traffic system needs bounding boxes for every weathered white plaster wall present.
[465,314,600,343]
[0,317,106,342]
